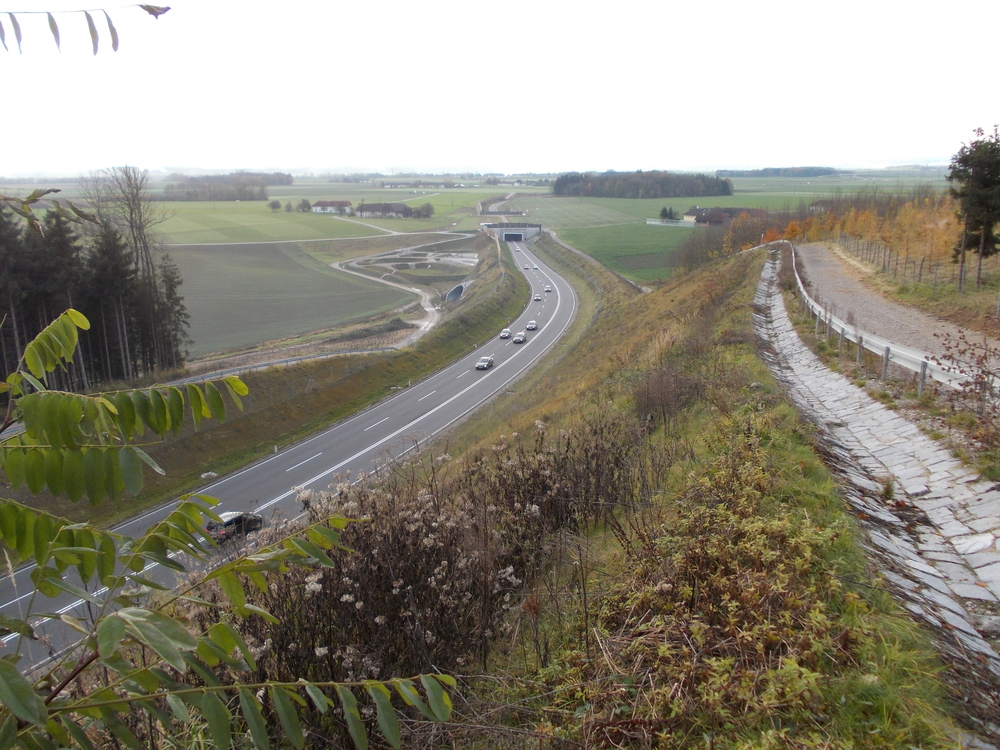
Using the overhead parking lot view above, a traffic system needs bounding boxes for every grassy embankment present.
[223,239,963,746]
[438,245,963,746]
[3,233,529,527]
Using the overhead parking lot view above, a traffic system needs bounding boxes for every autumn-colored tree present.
[783,220,802,241]
[723,211,770,254]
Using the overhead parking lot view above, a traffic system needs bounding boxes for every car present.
[524,264,530,269]
[534,294,542,301]
[515,248,520,252]
[533,265,539,270]
[526,320,537,330]
[545,285,552,292]
[513,331,526,344]
[500,328,511,339]
[206,511,263,543]
[475,356,494,370]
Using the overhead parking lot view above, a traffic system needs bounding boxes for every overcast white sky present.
[3,0,998,177]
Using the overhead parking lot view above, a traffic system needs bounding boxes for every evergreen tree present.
[79,225,139,383]
[156,253,190,369]
[949,127,1000,285]
[0,208,27,375]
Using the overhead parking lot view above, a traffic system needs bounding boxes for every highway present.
[1,239,577,664]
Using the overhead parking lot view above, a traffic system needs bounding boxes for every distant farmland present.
[164,242,415,358]
[157,202,381,244]
[558,224,693,284]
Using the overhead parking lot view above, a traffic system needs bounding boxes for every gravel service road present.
[794,243,1000,359]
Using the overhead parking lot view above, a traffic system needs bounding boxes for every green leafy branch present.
[2,311,249,503]
[0,499,450,749]
[0,311,456,748]
[0,189,96,236]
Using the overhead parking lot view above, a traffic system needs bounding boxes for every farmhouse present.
[356,203,413,218]
[312,200,353,215]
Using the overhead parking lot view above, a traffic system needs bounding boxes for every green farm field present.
[727,167,949,195]
[558,223,693,284]
[158,202,382,244]
[508,194,638,229]
[156,187,511,242]
[163,242,415,359]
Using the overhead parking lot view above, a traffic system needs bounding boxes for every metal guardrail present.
[785,242,963,395]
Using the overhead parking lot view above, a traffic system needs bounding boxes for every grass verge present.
[436,249,963,746]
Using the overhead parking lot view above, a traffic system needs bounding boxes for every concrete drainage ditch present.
[754,252,1000,745]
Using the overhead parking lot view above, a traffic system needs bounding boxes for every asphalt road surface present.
[2,240,576,667]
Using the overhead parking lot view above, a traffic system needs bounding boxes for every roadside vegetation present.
[190,245,964,746]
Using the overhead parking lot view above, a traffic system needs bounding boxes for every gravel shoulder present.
[795,242,1000,359]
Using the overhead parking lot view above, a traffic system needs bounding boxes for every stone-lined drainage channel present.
[754,251,1000,745]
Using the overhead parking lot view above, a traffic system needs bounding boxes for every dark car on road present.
[206,511,263,543]
[513,331,526,344]
[476,356,494,370]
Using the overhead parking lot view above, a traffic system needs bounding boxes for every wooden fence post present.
[882,346,891,380]
[918,360,928,398]
[857,335,864,365]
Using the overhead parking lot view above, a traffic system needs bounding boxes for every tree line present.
[0,167,189,390]
[161,172,294,202]
[552,170,732,198]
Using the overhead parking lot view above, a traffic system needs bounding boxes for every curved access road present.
[1,240,576,666]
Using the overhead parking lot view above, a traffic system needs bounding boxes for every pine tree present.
[949,127,1000,285]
